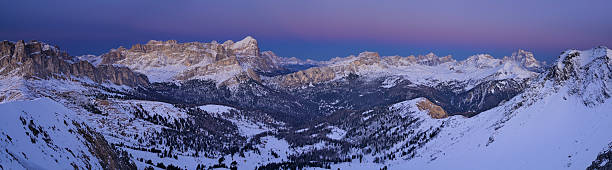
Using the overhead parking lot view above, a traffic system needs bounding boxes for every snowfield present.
[0,98,105,169]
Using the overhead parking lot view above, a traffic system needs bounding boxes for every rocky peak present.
[358,51,380,59]
[418,52,437,61]
[503,49,541,70]
[470,54,494,60]
[146,40,178,45]
[222,40,234,47]
[279,66,335,87]
[462,54,499,67]
[465,54,495,62]
[14,40,27,60]
[99,48,126,65]
[417,52,454,66]
[0,40,149,87]
[439,55,455,63]
[355,51,381,65]
[95,37,292,84]
[231,36,260,57]
[546,46,611,105]
[124,37,267,84]
[550,46,610,79]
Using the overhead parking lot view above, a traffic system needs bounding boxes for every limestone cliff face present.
[281,67,336,86]
[102,40,225,69]
[503,49,542,72]
[279,51,384,86]
[229,36,260,57]
[99,36,281,84]
[0,40,149,87]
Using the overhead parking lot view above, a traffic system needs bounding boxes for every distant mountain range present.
[0,37,610,170]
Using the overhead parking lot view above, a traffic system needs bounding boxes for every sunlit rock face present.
[0,40,149,87]
[97,36,285,85]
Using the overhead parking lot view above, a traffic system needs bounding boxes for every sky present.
[1,0,611,63]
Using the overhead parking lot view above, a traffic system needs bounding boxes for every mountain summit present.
[230,36,260,57]
[503,49,542,72]
[0,40,148,87]
[94,36,289,84]
[546,46,611,105]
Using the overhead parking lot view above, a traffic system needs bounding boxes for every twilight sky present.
[1,0,611,62]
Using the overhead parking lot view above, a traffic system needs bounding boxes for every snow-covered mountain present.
[0,37,610,170]
[0,98,135,169]
[275,49,541,88]
[90,36,316,85]
[327,46,612,169]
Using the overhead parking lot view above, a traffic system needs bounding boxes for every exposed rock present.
[439,55,455,63]
[97,36,285,84]
[417,52,455,66]
[99,47,127,65]
[281,67,336,86]
[279,51,385,86]
[546,46,611,105]
[0,40,149,87]
[74,122,137,170]
[503,49,542,71]
[246,68,262,83]
[587,143,612,170]
[222,40,234,47]
[460,54,500,69]
[416,98,448,119]
[354,51,381,66]
[231,36,260,57]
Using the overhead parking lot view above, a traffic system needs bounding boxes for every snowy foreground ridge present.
[0,38,611,169]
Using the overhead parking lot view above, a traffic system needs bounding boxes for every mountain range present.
[0,37,610,170]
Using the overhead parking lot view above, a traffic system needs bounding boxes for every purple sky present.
[1,0,610,62]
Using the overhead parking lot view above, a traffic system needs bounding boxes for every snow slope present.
[329,46,612,170]
[329,83,612,170]
[0,98,105,169]
[401,86,611,169]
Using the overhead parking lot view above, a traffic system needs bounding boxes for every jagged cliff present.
[97,36,287,84]
[0,40,149,87]
[546,46,611,105]
[278,51,384,86]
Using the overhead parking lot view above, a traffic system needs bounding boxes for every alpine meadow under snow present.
[0,36,611,170]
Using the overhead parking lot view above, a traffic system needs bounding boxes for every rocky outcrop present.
[98,36,284,84]
[353,51,382,66]
[587,143,612,170]
[415,98,448,119]
[74,122,137,170]
[279,51,384,86]
[459,54,500,69]
[503,49,542,71]
[417,53,455,66]
[99,47,126,65]
[0,40,149,87]
[546,46,611,105]
[281,67,336,86]
[230,36,260,57]
[238,49,284,73]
